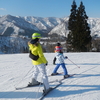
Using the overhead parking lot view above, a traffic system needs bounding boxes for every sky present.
[0,0,100,18]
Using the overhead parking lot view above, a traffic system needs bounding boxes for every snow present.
[0,52,100,100]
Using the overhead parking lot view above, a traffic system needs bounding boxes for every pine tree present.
[75,1,91,51]
[67,1,92,52]
[68,0,77,30]
[68,0,77,44]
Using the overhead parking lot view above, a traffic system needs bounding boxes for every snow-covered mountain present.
[88,18,100,37]
[48,17,100,38]
[23,16,62,33]
[0,15,40,38]
[0,15,100,54]
[48,17,69,37]
[0,15,62,38]
[0,15,100,38]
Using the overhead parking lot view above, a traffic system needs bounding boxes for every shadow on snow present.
[0,74,100,99]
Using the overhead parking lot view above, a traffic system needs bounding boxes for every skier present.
[51,43,70,78]
[28,32,51,93]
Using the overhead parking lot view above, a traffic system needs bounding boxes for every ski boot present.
[28,78,42,87]
[64,75,70,79]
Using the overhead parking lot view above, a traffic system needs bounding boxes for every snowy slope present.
[0,53,100,100]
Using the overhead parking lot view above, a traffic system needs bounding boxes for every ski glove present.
[65,56,68,59]
[45,63,48,66]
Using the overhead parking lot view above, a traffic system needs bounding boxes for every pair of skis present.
[15,72,63,90]
[39,74,75,100]
[39,81,62,100]
[16,73,75,100]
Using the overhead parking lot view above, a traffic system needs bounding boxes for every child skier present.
[51,43,70,78]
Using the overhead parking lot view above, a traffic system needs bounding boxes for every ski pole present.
[35,75,43,99]
[68,58,80,68]
[14,66,34,89]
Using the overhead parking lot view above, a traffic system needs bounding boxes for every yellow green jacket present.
[28,43,47,65]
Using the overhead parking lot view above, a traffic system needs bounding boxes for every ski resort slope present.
[0,52,100,100]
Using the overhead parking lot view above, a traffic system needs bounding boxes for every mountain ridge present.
[0,15,100,53]
[0,15,100,38]
[0,15,62,38]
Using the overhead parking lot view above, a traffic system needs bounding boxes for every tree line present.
[67,0,92,52]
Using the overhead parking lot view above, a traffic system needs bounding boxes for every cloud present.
[0,8,6,11]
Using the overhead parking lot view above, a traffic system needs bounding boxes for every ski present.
[39,74,75,100]
[48,72,64,77]
[15,80,59,90]
[49,74,75,84]
[49,74,75,82]
[15,83,42,90]
[16,74,75,90]
[39,81,62,100]
[58,74,75,81]
[16,86,30,90]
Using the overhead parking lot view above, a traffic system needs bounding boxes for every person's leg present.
[52,64,60,73]
[32,65,39,79]
[28,65,40,86]
[38,64,50,90]
[61,63,70,78]
[61,63,68,75]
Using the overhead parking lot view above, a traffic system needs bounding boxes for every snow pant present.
[32,63,50,90]
[53,63,68,75]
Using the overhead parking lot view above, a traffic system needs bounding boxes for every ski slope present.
[0,52,100,100]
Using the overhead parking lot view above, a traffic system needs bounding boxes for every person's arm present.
[37,44,48,64]
[53,57,56,65]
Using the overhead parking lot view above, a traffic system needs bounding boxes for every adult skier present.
[28,33,51,93]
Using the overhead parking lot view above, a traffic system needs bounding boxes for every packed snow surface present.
[0,52,100,100]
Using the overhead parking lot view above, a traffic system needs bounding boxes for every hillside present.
[0,15,100,38]
[48,17,100,38]
[0,15,62,38]
[0,15,100,54]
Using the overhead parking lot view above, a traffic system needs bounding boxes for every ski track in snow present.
[0,53,100,100]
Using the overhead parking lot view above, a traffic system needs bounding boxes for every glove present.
[65,56,68,59]
[53,62,55,65]
[45,63,48,66]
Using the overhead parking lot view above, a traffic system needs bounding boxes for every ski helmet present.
[32,33,41,39]
[55,46,62,52]
[57,43,61,46]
